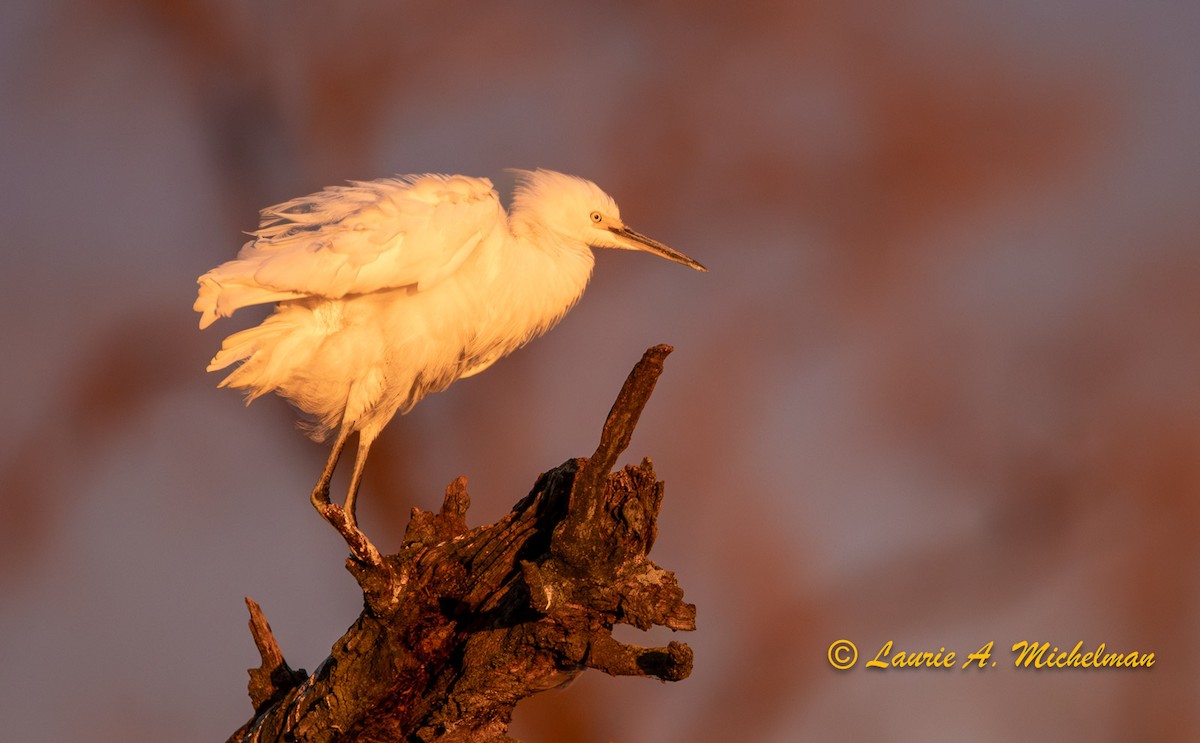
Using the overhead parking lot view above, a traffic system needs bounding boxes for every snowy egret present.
[195,169,705,525]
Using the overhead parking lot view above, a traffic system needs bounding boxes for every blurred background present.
[2,0,1198,740]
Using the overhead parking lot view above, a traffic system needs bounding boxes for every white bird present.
[195,168,705,525]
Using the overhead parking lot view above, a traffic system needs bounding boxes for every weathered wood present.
[244,597,308,713]
[229,345,695,742]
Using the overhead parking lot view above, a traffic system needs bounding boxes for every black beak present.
[609,226,707,271]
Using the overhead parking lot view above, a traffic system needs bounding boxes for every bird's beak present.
[609,226,707,272]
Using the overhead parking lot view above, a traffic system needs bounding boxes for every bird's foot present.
[311,483,358,527]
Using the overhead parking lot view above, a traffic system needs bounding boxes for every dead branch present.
[228,344,696,742]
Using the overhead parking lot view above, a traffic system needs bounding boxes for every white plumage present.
[195,168,705,524]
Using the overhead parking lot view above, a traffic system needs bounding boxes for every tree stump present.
[229,344,696,742]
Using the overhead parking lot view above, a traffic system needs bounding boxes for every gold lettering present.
[1011,641,1048,668]
[1011,642,1154,670]
[1065,641,1084,667]
[963,641,993,669]
[866,641,892,669]
[866,642,957,669]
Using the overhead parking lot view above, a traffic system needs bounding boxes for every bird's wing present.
[195,174,504,328]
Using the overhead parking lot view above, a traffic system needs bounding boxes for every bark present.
[229,345,696,742]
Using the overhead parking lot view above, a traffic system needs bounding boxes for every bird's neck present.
[504,228,595,337]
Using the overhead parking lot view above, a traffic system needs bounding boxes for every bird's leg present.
[311,423,353,512]
[342,434,375,527]
[309,426,385,573]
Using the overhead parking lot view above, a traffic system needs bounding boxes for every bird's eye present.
[589,211,603,224]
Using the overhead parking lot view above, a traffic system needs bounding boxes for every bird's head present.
[510,169,707,271]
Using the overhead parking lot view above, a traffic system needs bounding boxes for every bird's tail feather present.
[206,311,344,440]
[209,316,306,399]
[194,269,305,329]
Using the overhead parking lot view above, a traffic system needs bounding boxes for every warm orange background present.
[3,1,1198,740]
